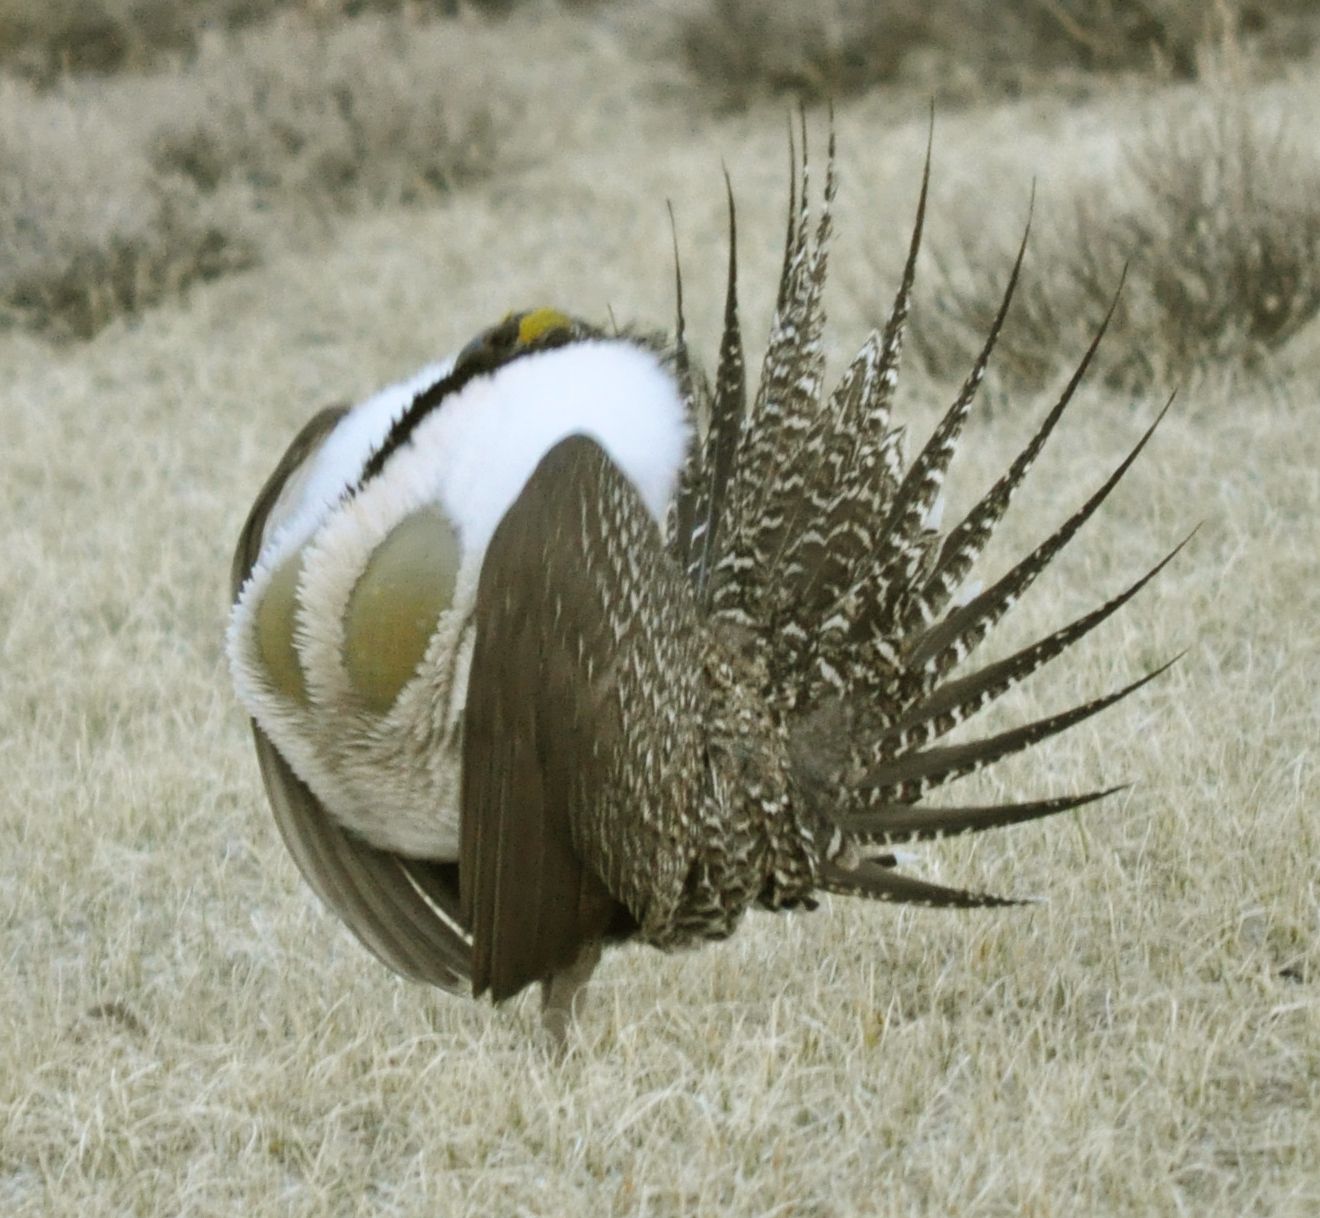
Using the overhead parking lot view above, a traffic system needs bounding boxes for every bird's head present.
[452,307,597,379]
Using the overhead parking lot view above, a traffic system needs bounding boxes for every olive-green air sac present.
[343,508,463,713]
[256,552,308,705]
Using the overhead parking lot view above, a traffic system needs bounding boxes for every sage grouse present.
[227,130,1176,1040]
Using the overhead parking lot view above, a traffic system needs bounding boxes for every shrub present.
[661,0,1319,108]
[657,0,928,109]
[0,0,287,80]
[915,96,1320,391]
[149,15,499,212]
[0,1,550,83]
[0,76,258,338]
[0,13,502,337]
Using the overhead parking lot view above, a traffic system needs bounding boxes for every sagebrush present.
[0,0,533,80]
[0,13,501,337]
[661,0,1317,106]
[916,95,1320,391]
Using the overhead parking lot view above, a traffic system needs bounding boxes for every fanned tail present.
[668,114,1179,910]
[769,130,931,702]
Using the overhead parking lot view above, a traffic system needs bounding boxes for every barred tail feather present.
[714,120,837,626]
[865,122,929,438]
[900,276,1129,642]
[858,657,1180,804]
[905,395,1175,682]
[686,175,749,604]
[821,859,1023,908]
[775,139,929,614]
[762,139,930,702]
[666,201,705,572]
[873,207,1032,630]
[777,114,798,316]
[804,205,1025,697]
[878,532,1194,760]
[834,786,1125,847]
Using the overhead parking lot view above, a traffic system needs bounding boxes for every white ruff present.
[228,339,688,859]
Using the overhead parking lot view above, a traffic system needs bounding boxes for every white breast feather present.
[228,339,688,860]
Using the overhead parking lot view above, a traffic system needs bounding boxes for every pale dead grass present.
[0,42,1317,1218]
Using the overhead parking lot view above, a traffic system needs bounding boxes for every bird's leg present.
[540,941,602,1051]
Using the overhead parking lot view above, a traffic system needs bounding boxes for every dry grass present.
[0,12,506,338]
[1,21,1317,1217]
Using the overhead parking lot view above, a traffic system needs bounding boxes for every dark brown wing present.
[231,404,472,991]
[461,435,706,1003]
[251,733,471,987]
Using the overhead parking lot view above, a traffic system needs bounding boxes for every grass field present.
[1,4,1317,1215]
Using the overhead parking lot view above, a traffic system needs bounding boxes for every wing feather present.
[461,435,706,1002]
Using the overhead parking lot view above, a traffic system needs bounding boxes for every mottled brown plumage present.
[229,124,1177,1041]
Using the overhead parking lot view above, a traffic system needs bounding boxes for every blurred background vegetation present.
[1,0,1318,389]
[1,0,1314,90]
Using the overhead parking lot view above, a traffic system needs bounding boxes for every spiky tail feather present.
[669,115,1179,908]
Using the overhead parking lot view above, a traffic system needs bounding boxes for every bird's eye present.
[256,551,308,705]
[343,507,463,714]
[453,325,505,374]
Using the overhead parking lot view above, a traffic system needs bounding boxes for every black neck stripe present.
[354,329,576,492]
